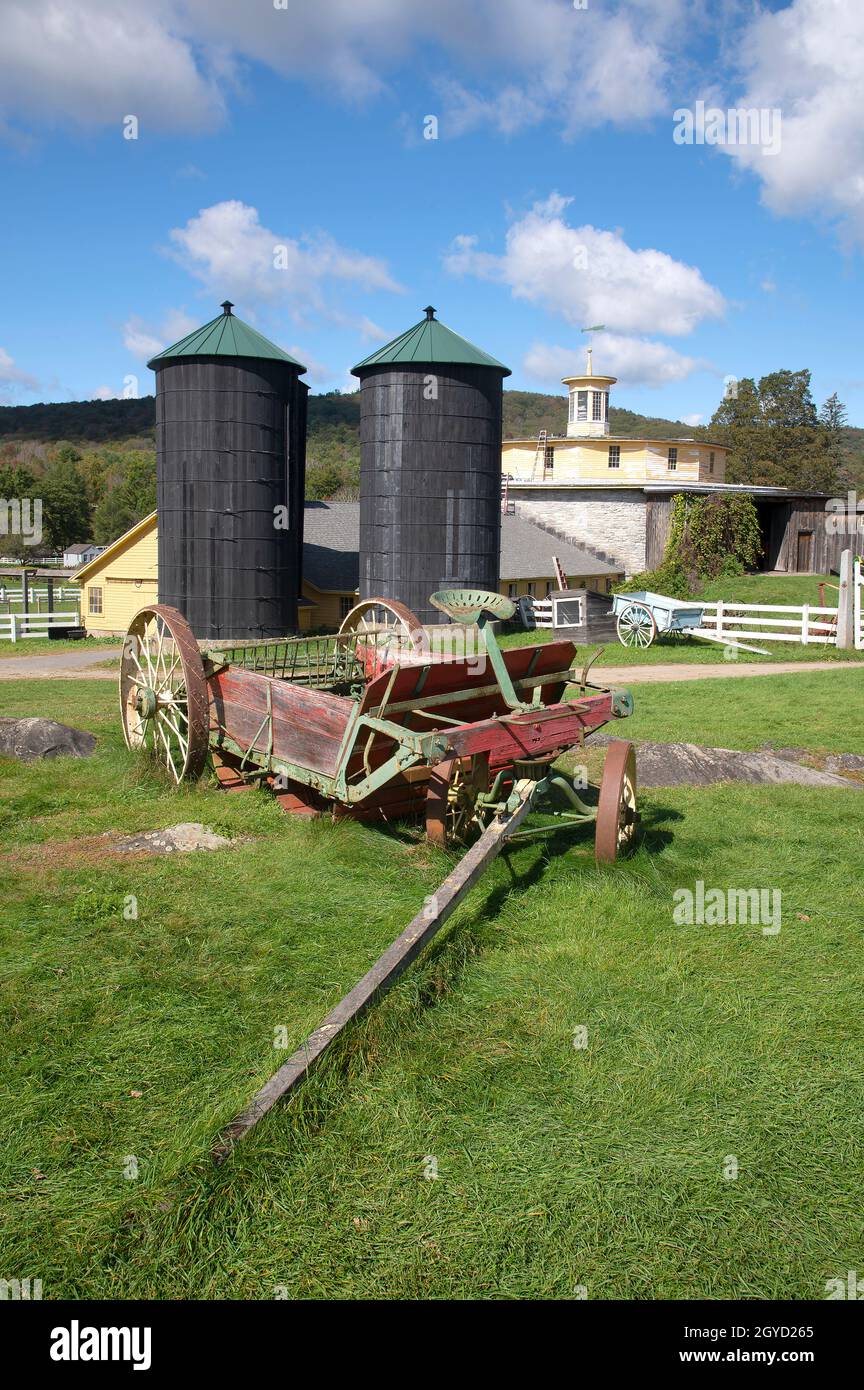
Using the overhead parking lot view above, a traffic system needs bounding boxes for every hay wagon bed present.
[119,588,639,1155]
[120,590,636,857]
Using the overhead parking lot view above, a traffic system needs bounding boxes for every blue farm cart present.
[611,591,705,648]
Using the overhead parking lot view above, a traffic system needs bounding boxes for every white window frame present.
[667,447,678,471]
[608,445,620,469]
[577,391,588,421]
[592,391,603,421]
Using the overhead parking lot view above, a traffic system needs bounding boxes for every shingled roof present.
[301,502,619,590]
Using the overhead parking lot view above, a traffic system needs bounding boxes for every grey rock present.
[113,823,234,855]
[0,716,96,762]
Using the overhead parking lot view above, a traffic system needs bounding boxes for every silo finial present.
[221,300,234,316]
[423,305,436,320]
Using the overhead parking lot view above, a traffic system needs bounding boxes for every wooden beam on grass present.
[212,781,535,1163]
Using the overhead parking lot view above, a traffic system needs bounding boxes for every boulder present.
[0,717,96,763]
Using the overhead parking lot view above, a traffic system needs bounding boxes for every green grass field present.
[1,672,862,1299]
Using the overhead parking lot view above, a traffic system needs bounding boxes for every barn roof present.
[302,502,619,589]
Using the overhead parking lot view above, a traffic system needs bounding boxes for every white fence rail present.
[0,585,80,604]
[0,611,81,642]
[698,601,838,646]
[855,559,863,651]
[518,596,553,629]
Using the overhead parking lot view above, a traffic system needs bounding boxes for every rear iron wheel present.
[338,597,425,679]
[426,754,491,848]
[120,605,209,783]
[595,740,638,863]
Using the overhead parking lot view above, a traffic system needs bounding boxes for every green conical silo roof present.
[147,302,305,371]
[352,306,510,376]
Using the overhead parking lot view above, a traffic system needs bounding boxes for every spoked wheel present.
[338,597,424,676]
[595,740,638,863]
[616,603,656,649]
[426,754,491,848]
[120,605,209,783]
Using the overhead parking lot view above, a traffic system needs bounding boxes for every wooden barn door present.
[796,530,813,572]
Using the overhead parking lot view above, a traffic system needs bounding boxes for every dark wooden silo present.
[148,302,307,640]
[352,307,510,625]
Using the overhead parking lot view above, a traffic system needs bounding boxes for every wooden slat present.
[212,781,536,1162]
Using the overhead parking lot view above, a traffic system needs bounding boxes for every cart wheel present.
[338,597,425,677]
[426,754,490,848]
[120,605,209,783]
[616,603,656,649]
[595,741,638,863]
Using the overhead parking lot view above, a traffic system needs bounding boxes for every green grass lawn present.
[1,674,862,1299]
[0,636,115,659]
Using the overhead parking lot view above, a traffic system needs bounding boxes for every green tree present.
[711,369,837,491]
[40,457,92,551]
[92,453,156,543]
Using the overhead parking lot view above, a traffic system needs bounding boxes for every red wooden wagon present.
[119,587,637,860]
[119,587,640,1154]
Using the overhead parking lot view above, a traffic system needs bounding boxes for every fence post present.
[801,603,809,645]
[715,600,724,644]
[10,613,17,644]
[836,549,853,649]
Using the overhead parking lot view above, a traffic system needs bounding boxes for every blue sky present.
[1,0,862,425]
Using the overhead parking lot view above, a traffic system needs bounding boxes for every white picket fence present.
[697,601,839,646]
[0,611,81,642]
[0,585,80,605]
[855,559,863,651]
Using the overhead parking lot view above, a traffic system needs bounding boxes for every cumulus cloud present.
[718,0,864,242]
[523,333,704,389]
[123,308,199,362]
[446,194,725,337]
[0,347,39,399]
[167,201,402,318]
[0,0,682,140]
[0,0,224,134]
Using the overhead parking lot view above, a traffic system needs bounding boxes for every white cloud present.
[123,308,198,362]
[0,347,39,396]
[91,385,118,400]
[167,201,402,317]
[0,0,683,140]
[718,0,864,242]
[286,347,332,384]
[0,0,224,134]
[446,194,725,336]
[681,412,703,426]
[523,333,704,389]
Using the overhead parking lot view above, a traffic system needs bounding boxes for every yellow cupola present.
[561,347,617,438]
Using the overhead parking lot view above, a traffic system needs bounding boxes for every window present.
[667,447,678,471]
[544,444,554,472]
[577,391,588,421]
[526,582,535,596]
[608,445,620,469]
[339,595,354,621]
[709,451,715,474]
[545,580,554,596]
[604,391,610,421]
[568,392,575,424]
[88,586,103,615]
[592,391,603,421]
[507,583,517,598]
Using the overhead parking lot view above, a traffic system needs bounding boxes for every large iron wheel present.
[595,740,638,863]
[426,754,491,848]
[120,605,209,783]
[338,596,425,677]
[616,602,657,649]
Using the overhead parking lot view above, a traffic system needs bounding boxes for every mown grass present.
[1,675,862,1299]
[0,636,115,659]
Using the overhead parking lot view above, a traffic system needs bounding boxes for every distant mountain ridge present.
[0,390,713,445]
